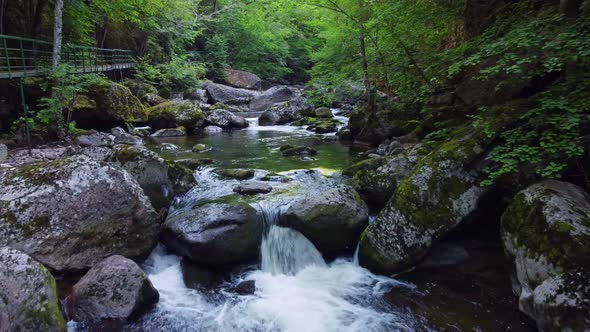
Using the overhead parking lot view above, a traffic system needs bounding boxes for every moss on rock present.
[147,100,205,130]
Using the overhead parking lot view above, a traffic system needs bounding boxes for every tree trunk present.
[357,0,374,112]
[52,0,64,70]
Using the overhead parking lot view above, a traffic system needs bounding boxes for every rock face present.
[147,100,206,130]
[205,82,259,105]
[0,247,66,332]
[67,255,159,322]
[162,203,262,265]
[250,86,294,112]
[75,132,115,147]
[206,109,249,129]
[233,182,272,195]
[224,68,262,90]
[281,185,369,253]
[0,144,7,162]
[501,180,590,331]
[0,155,159,271]
[358,132,489,275]
[112,145,195,210]
[74,81,147,129]
[352,146,423,209]
[151,128,186,137]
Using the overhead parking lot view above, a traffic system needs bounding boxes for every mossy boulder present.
[75,81,148,129]
[281,145,317,157]
[281,185,369,253]
[112,145,195,210]
[0,247,66,332]
[67,255,159,322]
[352,145,424,209]
[122,79,158,99]
[0,155,159,272]
[358,129,490,275]
[206,109,248,129]
[162,202,262,266]
[214,168,255,180]
[501,180,590,329]
[147,100,206,130]
[314,107,333,118]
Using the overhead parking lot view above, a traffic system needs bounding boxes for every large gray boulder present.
[206,109,249,129]
[111,145,195,210]
[162,202,262,266]
[281,185,369,253]
[501,180,590,331]
[249,86,295,112]
[224,68,262,90]
[205,82,259,105]
[359,132,489,275]
[0,247,66,332]
[67,255,159,322]
[0,155,159,271]
[351,145,424,209]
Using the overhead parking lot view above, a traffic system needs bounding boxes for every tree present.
[52,0,63,70]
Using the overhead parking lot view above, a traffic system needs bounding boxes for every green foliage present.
[135,55,206,92]
[16,65,108,139]
[205,35,229,81]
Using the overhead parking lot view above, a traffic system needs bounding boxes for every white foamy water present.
[133,199,418,332]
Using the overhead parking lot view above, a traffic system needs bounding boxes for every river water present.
[72,113,535,331]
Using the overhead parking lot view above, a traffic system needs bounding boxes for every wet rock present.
[250,86,295,112]
[151,128,186,137]
[127,124,152,137]
[224,68,262,90]
[67,255,159,322]
[147,100,206,130]
[501,180,590,329]
[337,128,353,142]
[206,109,249,129]
[233,182,273,195]
[162,203,262,265]
[75,131,115,147]
[359,130,489,275]
[140,93,166,107]
[261,173,292,183]
[314,107,333,118]
[257,97,309,126]
[376,140,403,156]
[352,146,424,209]
[0,247,66,332]
[281,185,369,253]
[183,88,209,103]
[75,81,147,129]
[0,144,7,161]
[215,168,255,180]
[192,144,208,152]
[530,269,590,332]
[111,127,143,145]
[0,155,159,272]
[112,145,195,210]
[204,126,223,133]
[175,158,218,170]
[234,280,256,295]
[281,146,317,157]
[205,82,259,105]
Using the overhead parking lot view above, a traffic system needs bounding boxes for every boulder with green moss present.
[147,100,206,130]
[352,145,424,209]
[162,202,262,265]
[0,155,159,272]
[281,185,369,253]
[67,255,159,322]
[75,81,147,129]
[0,247,66,332]
[112,145,195,210]
[358,130,490,275]
[501,180,590,330]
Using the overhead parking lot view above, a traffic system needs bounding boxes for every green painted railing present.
[0,34,134,79]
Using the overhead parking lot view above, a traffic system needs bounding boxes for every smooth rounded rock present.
[233,182,272,195]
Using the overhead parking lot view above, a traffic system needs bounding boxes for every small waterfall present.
[253,201,326,276]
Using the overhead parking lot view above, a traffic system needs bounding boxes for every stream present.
[74,112,535,331]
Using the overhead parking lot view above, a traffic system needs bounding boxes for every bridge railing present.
[0,34,134,79]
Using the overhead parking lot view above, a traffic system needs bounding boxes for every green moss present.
[501,193,590,273]
[22,265,66,332]
[148,101,205,129]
